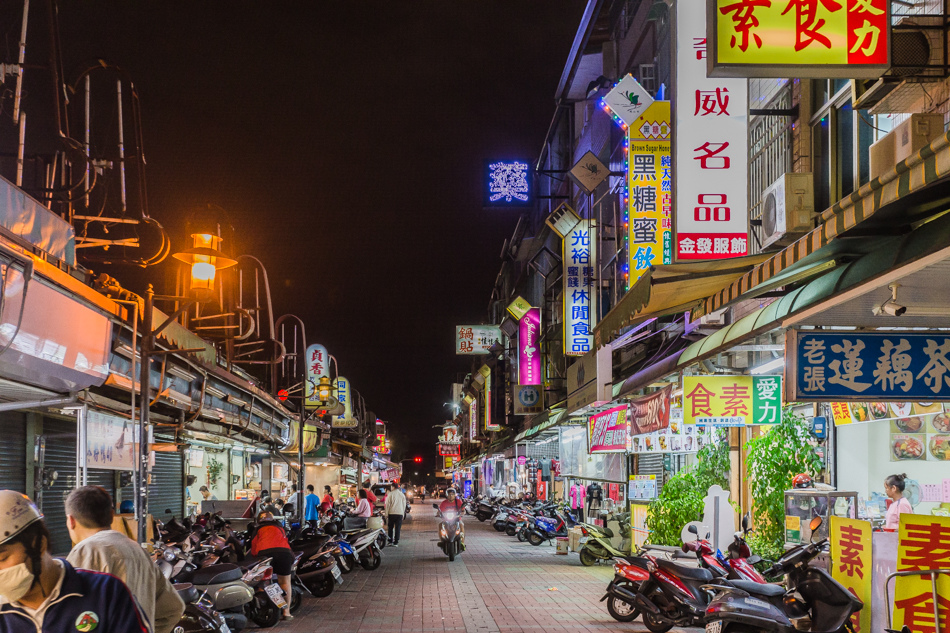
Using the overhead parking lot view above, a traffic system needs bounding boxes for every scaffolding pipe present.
[117,79,127,213]
[13,0,29,122]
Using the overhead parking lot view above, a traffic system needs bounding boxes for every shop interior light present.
[750,357,785,375]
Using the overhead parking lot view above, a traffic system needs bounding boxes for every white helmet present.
[0,491,43,546]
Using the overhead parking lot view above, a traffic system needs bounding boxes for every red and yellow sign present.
[627,101,672,285]
[894,513,950,633]
[711,0,889,78]
[830,516,871,633]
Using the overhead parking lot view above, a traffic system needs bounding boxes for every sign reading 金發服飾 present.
[628,101,672,284]
[519,308,541,385]
[787,330,950,401]
[676,7,748,262]
[563,220,597,357]
[683,375,782,426]
[305,343,329,408]
[484,160,532,207]
[588,405,630,453]
[455,325,501,355]
[709,0,889,79]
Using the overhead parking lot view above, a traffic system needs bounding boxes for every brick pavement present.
[282,503,697,633]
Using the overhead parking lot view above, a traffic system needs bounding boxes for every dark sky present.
[45,3,585,454]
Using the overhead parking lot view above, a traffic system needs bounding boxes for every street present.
[287,505,689,633]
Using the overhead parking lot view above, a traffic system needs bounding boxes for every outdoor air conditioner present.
[760,173,814,249]
[853,16,945,114]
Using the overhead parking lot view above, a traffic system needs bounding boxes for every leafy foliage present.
[645,430,730,546]
[208,456,223,487]
[746,408,822,558]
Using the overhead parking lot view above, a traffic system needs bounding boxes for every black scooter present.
[172,583,233,633]
[433,503,464,561]
[704,517,863,633]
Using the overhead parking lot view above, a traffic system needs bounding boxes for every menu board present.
[831,401,950,462]
[629,408,718,454]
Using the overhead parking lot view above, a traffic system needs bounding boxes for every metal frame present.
[885,568,950,633]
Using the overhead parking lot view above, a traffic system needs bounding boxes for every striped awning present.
[701,129,950,317]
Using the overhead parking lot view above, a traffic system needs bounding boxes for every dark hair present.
[362,481,370,489]
[324,485,331,493]
[307,485,314,492]
[199,485,209,492]
[358,489,367,499]
[65,486,114,529]
[886,473,908,492]
[11,521,51,589]
[262,495,272,503]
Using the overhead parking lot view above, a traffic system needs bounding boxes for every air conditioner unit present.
[760,173,814,249]
[853,15,945,114]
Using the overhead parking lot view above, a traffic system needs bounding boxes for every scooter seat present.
[655,558,713,582]
[731,579,785,598]
[192,563,243,585]
[174,583,200,603]
[615,556,650,568]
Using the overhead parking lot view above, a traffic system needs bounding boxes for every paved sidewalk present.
[283,503,696,633]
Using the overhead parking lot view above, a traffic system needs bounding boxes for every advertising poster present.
[683,376,782,425]
[830,516,872,633]
[629,386,672,435]
[831,401,950,462]
[588,405,629,453]
[86,410,136,471]
[893,513,950,632]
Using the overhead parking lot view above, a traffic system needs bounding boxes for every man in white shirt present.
[383,484,407,546]
[65,486,184,633]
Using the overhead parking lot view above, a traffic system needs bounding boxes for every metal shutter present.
[0,412,27,494]
[41,418,77,555]
[149,451,184,521]
[636,453,666,496]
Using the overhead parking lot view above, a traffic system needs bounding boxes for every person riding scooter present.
[439,488,464,516]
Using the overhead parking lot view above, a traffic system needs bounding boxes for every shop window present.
[811,80,860,212]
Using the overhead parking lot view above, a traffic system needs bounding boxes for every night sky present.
[43,3,585,454]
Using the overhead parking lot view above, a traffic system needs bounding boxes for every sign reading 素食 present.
[787,330,950,401]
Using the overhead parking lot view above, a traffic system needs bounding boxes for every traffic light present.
[414,457,422,463]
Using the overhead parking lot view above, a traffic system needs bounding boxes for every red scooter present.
[716,514,767,583]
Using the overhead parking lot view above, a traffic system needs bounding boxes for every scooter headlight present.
[440,525,448,539]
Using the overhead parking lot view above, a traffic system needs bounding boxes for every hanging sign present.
[305,344,329,408]
[630,385,672,435]
[332,376,357,428]
[484,160,532,207]
[519,307,541,385]
[439,443,461,457]
[601,74,655,129]
[683,375,782,426]
[376,434,390,455]
[514,384,543,416]
[709,0,889,79]
[563,220,597,357]
[484,370,500,432]
[829,516,872,633]
[675,7,749,261]
[468,396,478,440]
[455,325,502,355]
[893,513,950,632]
[507,296,532,321]
[86,410,137,471]
[628,101,672,285]
[588,405,630,453]
[570,150,610,194]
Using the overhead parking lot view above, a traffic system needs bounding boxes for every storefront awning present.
[593,254,771,349]
[512,409,566,443]
[701,129,950,317]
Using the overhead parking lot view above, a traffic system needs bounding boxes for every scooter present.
[340,526,384,570]
[294,533,344,596]
[171,583,232,633]
[704,517,863,633]
[578,516,632,566]
[241,557,284,628]
[182,562,254,632]
[714,514,767,583]
[526,509,571,546]
[434,503,464,561]
[492,505,511,532]
[475,498,497,522]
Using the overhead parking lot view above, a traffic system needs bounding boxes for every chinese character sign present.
[629,101,672,284]
[563,220,598,357]
[519,307,541,385]
[376,433,390,455]
[712,0,889,78]
[469,396,478,440]
[676,8,748,261]
[86,411,137,471]
[332,376,357,428]
[894,513,950,633]
[830,516,872,633]
[788,330,950,401]
[588,405,630,453]
[684,376,782,425]
[305,343,329,408]
[484,160,532,207]
[455,325,502,355]
[484,371,500,431]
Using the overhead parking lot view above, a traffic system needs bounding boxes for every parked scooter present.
[714,514,767,583]
[433,503,465,561]
[578,515,632,566]
[171,583,233,633]
[704,517,863,633]
[240,557,284,628]
[526,508,572,546]
[475,497,498,522]
[293,532,344,596]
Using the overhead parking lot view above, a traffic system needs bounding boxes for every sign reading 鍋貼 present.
[455,325,501,355]
[676,7,748,261]
[683,375,782,426]
[563,220,597,357]
[787,330,950,401]
[709,0,889,78]
[519,307,541,385]
[629,101,672,284]
[484,160,532,207]
[305,344,329,408]
[588,405,630,453]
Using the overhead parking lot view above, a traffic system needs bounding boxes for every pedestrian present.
[259,495,278,515]
[65,486,185,633]
[250,512,295,621]
[884,473,913,530]
[0,489,152,633]
[198,485,216,501]
[362,481,377,506]
[304,484,320,527]
[384,484,407,546]
[320,486,334,515]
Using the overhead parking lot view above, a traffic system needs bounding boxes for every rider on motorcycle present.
[439,488,464,515]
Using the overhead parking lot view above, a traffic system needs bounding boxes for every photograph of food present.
[870,402,890,419]
[849,403,870,423]
[644,436,653,451]
[932,413,950,434]
[894,416,924,433]
[670,418,680,434]
[929,435,950,461]
[658,433,668,451]
[892,434,926,461]
[914,402,942,416]
[685,436,694,452]
[670,436,682,452]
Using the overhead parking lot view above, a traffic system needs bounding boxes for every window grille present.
[748,83,793,253]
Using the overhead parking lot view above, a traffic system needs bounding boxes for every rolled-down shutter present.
[0,412,27,494]
[149,450,184,522]
[41,418,77,555]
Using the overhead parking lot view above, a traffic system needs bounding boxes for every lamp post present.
[274,314,307,521]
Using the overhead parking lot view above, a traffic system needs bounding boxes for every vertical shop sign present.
[894,513,950,632]
[519,307,541,385]
[305,343,329,408]
[332,376,357,428]
[683,376,782,425]
[628,101,673,285]
[563,220,597,357]
[466,396,477,440]
[675,6,748,261]
[588,405,630,453]
[484,370,500,431]
[830,516,872,633]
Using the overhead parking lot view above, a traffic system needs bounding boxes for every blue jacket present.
[0,559,151,633]
[304,492,320,520]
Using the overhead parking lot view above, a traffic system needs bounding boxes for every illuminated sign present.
[563,220,597,357]
[484,160,532,207]
[676,7,749,261]
[332,376,357,428]
[628,101,672,286]
[518,307,541,385]
[468,395,477,440]
[304,344,329,408]
[438,443,460,457]
[601,74,655,130]
[683,376,782,426]
[376,433,390,455]
[484,370,500,431]
[455,325,502,355]
[708,0,889,78]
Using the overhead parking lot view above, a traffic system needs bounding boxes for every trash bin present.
[556,537,569,555]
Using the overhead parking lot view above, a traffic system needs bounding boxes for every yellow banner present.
[684,376,752,425]
[627,102,671,287]
[830,516,872,633]
[830,402,854,426]
[894,513,950,632]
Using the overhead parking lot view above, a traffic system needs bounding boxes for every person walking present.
[304,485,320,527]
[320,485,334,513]
[65,486,185,633]
[0,490,152,633]
[383,484,407,547]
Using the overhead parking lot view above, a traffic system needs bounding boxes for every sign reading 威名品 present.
[787,330,950,401]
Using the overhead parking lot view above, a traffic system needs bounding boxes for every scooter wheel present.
[448,542,456,562]
[606,584,640,623]
[517,530,528,543]
[579,547,598,567]
[493,523,506,532]
[337,555,353,574]
[248,595,281,628]
[527,532,544,546]
[310,574,335,598]
[642,611,673,633]
[505,525,517,537]
[290,586,303,614]
[360,549,382,571]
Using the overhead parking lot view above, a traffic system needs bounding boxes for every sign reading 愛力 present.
[683,375,782,426]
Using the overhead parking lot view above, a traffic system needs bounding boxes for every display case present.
[784,489,858,546]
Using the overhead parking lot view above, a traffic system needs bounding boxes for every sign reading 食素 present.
[709,0,889,79]
[787,330,950,401]
[683,375,782,426]
[563,220,597,357]
[588,405,630,453]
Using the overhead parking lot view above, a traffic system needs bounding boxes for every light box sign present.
[484,160,532,207]
[305,343,329,408]
[684,375,782,426]
[588,405,630,453]
[708,0,889,79]
[439,443,461,457]
[563,220,597,357]
[519,307,541,385]
[455,325,501,355]
[787,330,950,401]
[629,101,672,285]
[376,433,390,455]
[676,7,748,261]
[332,376,357,428]
[484,370,500,431]
[514,384,543,416]
[468,396,478,440]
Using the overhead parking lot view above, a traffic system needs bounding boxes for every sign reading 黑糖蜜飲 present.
[708,0,889,78]
[628,102,672,286]
[683,375,782,426]
[787,330,950,401]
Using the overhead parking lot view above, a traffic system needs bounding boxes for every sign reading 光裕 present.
[563,220,597,357]
[676,7,748,261]
[683,375,782,426]
[709,0,889,78]
[455,325,501,355]
[629,101,672,283]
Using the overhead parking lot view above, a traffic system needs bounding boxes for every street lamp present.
[172,232,237,295]
[315,375,335,404]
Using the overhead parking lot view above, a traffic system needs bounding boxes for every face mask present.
[0,563,35,603]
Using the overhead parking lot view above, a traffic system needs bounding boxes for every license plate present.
[265,583,287,608]
[579,537,589,544]
[332,566,343,584]
[706,620,722,633]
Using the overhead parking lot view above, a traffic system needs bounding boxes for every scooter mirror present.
[741,513,750,531]
[688,524,699,535]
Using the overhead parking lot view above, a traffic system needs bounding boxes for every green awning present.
[512,409,565,442]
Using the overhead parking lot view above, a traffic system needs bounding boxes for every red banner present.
[630,385,672,435]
